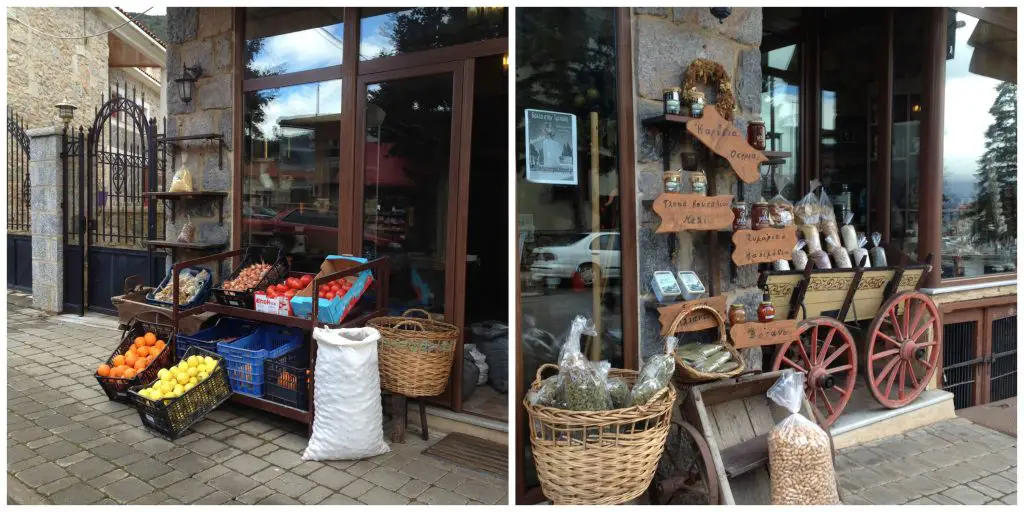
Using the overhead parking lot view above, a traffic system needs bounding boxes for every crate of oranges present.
[95,318,175,403]
[128,346,233,440]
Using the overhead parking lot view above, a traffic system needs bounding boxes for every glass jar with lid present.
[688,88,705,117]
[663,170,682,193]
[747,119,766,150]
[663,87,682,115]
[690,170,708,196]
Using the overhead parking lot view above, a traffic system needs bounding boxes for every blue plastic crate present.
[217,325,304,397]
[146,266,213,310]
[176,317,259,362]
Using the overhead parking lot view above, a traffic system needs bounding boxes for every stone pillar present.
[28,127,64,313]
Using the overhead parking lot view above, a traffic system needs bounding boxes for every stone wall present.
[7,8,109,129]
[631,8,765,360]
[27,127,63,312]
[163,7,234,257]
[108,68,164,121]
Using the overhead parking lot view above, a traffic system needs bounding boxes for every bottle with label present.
[757,290,775,323]
[728,303,747,326]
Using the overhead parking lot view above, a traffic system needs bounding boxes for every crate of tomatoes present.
[254,272,315,316]
[290,255,374,325]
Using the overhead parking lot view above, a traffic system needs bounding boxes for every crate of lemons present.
[128,346,233,440]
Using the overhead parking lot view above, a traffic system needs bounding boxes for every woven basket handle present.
[665,304,726,354]
[392,320,425,331]
[402,308,433,319]
[534,363,560,387]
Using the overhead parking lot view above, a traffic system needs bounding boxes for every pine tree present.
[970,82,1016,242]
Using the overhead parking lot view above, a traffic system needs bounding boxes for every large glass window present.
[359,7,507,61]
[940,10,1017,278]
[761,43,800,201]
[244,8,345,78]
[241,80,342,272]
[516,7,622,494]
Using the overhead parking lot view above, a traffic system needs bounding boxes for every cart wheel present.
[648,419,719,505]
[865,291,941,408]
[772,317,857,429]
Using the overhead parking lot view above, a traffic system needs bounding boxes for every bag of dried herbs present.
[628,336,677,407]
[556,316,612,411]
[593,360,630,409]
[527,374,565,409]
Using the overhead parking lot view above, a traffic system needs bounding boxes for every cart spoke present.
[902,301,911,342]
[826,364,853,375]
[916,341,937,348]
[818,327,837,365]
[833,384,850,398]
[883,359,900,398]
[821,389,835,415]
[794,339,813,369]
[897,362,906,401]
[810,325,819,365]
[870,348,899,361]
[888,309,904,340]
[877,331,902,349]
[808,387,817,406]
[906,360,919,388]
[780,356,807,374]
[906,305,927,344]
[821,343,849,367]
[877,355,901,384]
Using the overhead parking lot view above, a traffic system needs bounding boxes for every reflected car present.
[529,232,620,286]
[244,208,402,259]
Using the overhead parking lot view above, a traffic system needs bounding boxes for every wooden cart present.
[759,249,941,428]
[649,370,836,505]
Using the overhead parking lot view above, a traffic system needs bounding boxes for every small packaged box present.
[254,291,291,316]
[651,271,682,303]
[677,271,707,301]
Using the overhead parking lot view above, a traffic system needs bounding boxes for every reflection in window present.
[244,7,344,79]
[359,7,507,61]
[241,80,342,272]
[941,10,1017,278]
[761,43,800,202]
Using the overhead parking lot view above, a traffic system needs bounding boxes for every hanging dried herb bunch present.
[682,58,736,120]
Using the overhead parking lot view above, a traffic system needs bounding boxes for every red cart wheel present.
[772,317,857,429]
[649,419,720,505]
[865,291,941,408]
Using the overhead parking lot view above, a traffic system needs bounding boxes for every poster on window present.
[525,109,577,185]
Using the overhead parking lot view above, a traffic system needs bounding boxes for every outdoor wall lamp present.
[54,98,77,127]
[709,8,732,24]
[175,64,203,104]
[502,52,509,74]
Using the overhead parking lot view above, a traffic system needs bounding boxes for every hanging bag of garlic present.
[766,371,840,505]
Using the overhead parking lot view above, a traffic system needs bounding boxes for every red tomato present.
[319,284,329,293]
[330,285,340,294]
[326,292,336,300]
[276,283,288,293]
[300,275,313,287]
[266,286,275,295]
[268,289,278,299]
[284,289,296,298]
[318,292,325,299]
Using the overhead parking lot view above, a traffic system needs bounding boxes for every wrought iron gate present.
[988,314,1016,402]
[941,320,981,410]
[7,107,32,291]
[62,84,166,314]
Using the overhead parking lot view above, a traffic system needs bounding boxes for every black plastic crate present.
[127,347,233,440]
[95,318,176,404]
[145,266,213,310]
[263,346,311,410]
[175,317,260,361]
[211,246,288,309]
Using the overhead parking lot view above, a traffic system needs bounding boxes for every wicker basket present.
[668,304,746,383]
[369,309,458,397]
[523,363,676,505]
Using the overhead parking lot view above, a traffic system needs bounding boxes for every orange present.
[146,355,155,365]
[110,366,124,378]
[97,364,111,377]
[144,336,156,347]
[134,359,147,371]
[144,332,157,345]
[125,353,139,367]
[156,340,166,349]
[124,368,136,379]
[113,355,126,367]
[137,346,150,357]
[134,336,146,346]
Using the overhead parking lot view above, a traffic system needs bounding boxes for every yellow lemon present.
[198,371,209,381]
[161,371,174,383]
[150,390,163,400]
[204,356,215,366]
[138,389,150,399]
[177,361,189,372]
[187,367,199,377]
[161,381,175,394]
[184,382,195,392]
[157,368,169,379]
[188,377,198,386]
[188,358,200,368]
[176,373,190,385]
[173,384,184,394]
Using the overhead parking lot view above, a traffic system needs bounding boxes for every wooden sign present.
[658,295,728,335]
[730,319,800,349]
[653,193,734,233]
[686,106,768,184]
[731,226,798,266]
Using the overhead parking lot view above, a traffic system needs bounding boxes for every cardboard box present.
[290,255,373,324]
[254,291,291,316]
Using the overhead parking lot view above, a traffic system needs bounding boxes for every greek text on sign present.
[730,319,799,349]
[731,226,798,265]
[686,106,767,184]
[653,193,734,233]
[658,295,728,335]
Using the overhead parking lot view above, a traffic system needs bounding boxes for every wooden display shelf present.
[763,151,791,160]
[157,133,226,169]
[230,393,311,424]
[145,240,226,250]
[144,191,227,225]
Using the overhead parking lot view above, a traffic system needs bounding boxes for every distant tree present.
[969,83,1016,242]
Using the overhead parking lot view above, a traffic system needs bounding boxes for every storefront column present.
[27,127,64,313]
[918,8,947,287]
[874,9,893,242]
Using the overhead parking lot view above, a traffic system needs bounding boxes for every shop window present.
[516,6,622,494]
[940,10,1017,279]
[359,7,507,61]
[244,7,345,79]
[761,43,801,202]
[240,80,342,273]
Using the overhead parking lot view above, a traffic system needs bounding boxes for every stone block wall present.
[7,8,110,129]
[27,127,63,312]
[108,68,164,121]
[631,8,765,361]
[163,7,234,262]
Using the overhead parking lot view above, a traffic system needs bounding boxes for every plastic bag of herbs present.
[627,336,678,407]
[555,316,613,412]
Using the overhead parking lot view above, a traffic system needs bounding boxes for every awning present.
[967,8,1017,84]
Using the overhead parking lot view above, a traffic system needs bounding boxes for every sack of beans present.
[766,372,840,505]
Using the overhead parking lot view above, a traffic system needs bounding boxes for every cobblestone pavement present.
[837,417,1016,505]
[7,295,508,505]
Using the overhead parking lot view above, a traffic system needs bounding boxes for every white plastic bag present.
[465,343,489,385]
[767,371,840,505]
[303,326,390,461]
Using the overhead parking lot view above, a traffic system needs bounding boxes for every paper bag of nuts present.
[766,371,840,505]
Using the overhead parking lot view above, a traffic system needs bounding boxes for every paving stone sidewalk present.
[837,417,1016,505]
[7,294,507,505]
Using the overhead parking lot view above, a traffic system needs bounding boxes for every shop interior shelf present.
[642,114,696,127]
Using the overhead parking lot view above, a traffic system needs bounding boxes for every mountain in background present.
[126,12,167,43]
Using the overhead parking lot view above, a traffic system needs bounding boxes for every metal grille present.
[62,127,86,245]
[7,107,31,232]
[989,315,1017,403]
[941,320,978,410]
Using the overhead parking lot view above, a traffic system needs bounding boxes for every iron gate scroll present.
[7,108,32,291]
[62,83,166,314]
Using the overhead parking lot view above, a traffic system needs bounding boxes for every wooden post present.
[919,8,946,287]
[876,8,894,242]
[590,110,602,361]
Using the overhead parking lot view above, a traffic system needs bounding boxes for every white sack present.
[303,326,390,461]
